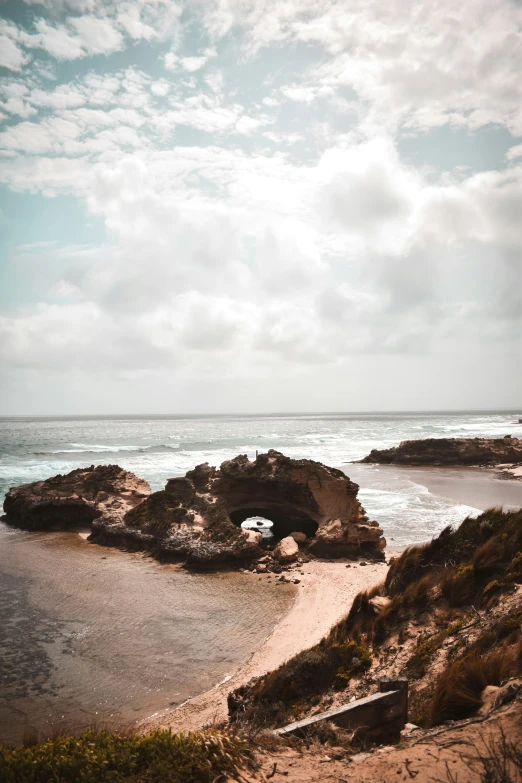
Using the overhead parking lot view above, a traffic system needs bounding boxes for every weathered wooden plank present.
[275,690,401,737]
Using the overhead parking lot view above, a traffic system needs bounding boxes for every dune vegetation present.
[0,728,253,783]
[229,508,522,730]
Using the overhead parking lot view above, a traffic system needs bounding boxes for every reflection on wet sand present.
[0,525,294,745]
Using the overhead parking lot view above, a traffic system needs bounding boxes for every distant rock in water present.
[2,464,150,529]
[3,450,386,564]
[358,436,522,466]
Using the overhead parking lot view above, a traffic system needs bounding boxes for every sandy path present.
[140,559,386,734]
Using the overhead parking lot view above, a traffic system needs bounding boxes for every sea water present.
[0,410,520,742]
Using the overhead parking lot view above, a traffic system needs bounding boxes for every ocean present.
[1,410,520,743]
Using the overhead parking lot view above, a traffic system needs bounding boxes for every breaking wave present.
[41,443,182,455]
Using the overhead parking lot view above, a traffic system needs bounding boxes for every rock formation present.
[2,464,150,530]
[359,437,522,466]
[3,450,385,563]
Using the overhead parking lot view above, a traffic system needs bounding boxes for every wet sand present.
[143,558,387,733]
[376,465,522,512]
[0,525,294,745]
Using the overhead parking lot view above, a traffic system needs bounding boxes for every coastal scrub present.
[229,508,522,730]
[0,728,253,783]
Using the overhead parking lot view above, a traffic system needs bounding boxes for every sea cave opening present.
[229,506,319,543]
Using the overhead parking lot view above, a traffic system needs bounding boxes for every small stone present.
[290,531,307,543]
[293,579,301,584]
[360,561,367,566]
[346,564,351,568]
[401,723,420,736]
[273,536,299,562]
[350,753,371,763]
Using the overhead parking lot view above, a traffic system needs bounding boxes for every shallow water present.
[0,524,294,744]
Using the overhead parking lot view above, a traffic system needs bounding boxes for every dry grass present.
[429,647,522,725]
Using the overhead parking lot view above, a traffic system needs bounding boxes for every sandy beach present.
[376,464,522,512]
[140,558,387,734]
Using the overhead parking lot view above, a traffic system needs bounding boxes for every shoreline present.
[139,558,387,734]
[373,464,522,512]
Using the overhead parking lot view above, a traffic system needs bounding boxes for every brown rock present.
[2,465,149,530]
[273,536,299,562]
[478,685,500,715]
[290,531,307,543]
[164,477,196,504]
[359,437,522,466]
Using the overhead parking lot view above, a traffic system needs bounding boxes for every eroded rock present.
[359,437,522,466]
[290,531,307,543]
[274,536,299,562]
[2,465,150,530]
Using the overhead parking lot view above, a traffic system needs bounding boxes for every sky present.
[0,0,521,415]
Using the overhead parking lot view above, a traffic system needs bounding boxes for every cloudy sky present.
[0,0,521,415]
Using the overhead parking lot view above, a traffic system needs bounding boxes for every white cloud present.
[69,16,124,55]
[0,0,520,412]
[164,47,217,72]
[22,0,97,10]
[201,0,522,134]
[506,143,522,162]
[0,82,37,118]
[29,19,84,60]
[30,85,86,110]
[0,21,32,71]
[0,34,30,71]
[151,80,170,97]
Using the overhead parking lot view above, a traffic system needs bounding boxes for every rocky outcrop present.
[359,437,522,466]
[2,465,150,530]
[3,450,385,563]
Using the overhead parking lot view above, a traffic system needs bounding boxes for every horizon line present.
[0,407,521,420]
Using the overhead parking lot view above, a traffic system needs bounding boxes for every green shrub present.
[0,728,252,783]
[508,552,522,582]
[483,579,501,599]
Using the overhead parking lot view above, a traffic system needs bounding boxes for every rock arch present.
[3,451,386,563]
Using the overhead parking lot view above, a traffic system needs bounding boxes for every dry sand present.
[376,464,522,512]
[140,558,387,734]
[252,694,522,783]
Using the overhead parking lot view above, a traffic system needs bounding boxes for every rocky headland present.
[2,450,386,565]
[359,435,522,467]
[2,464,150,529]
